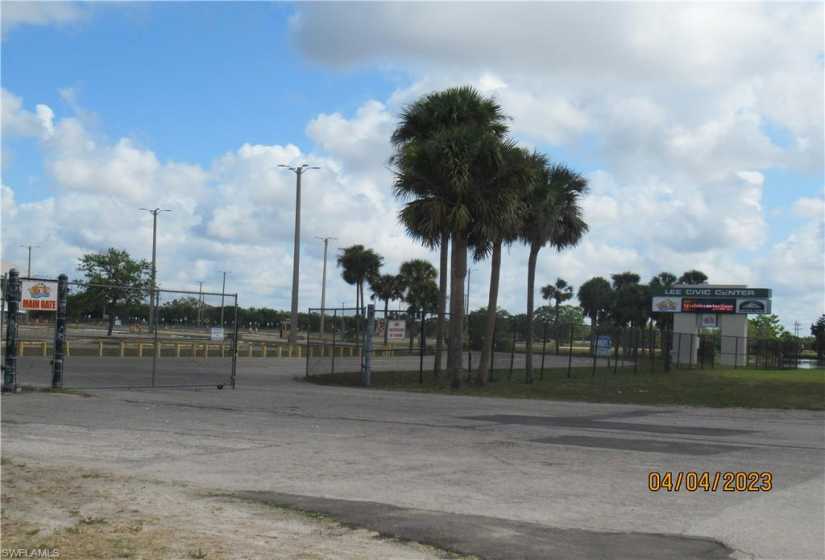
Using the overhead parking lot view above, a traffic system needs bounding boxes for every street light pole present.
[278,163,320,344]
[219,271,230,329]
[139,208,171,329]
[316,236,336,336]
[19,245,40,277]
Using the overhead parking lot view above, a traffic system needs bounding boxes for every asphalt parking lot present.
[2,358,823,559]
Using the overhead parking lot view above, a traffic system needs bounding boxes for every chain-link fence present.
[2,270,239,390]
[303,304,822,386]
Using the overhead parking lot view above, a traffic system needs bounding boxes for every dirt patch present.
[0,458,468,559]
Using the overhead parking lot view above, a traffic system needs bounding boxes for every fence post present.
[490,322,497,383]
[509,328,515,382]
[2,269,20,393]
[540,323,547,381]
[419,312,425,384]
[331,310,337,376]
[361,304,374,386]
[612,330,619,374]
[591,326,597,377]
[231,297,239,389]
[51,274,68,388]
[566,323,574,378]
[633,328,639,374]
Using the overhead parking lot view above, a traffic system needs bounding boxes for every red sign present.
[681,298,736,314]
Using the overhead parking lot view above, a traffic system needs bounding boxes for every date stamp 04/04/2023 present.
[648,471,773,493]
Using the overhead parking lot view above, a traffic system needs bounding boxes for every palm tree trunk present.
[434,231,449,378]
[525,244,540,383]
[476,240,501,386]
[448,233,468,388]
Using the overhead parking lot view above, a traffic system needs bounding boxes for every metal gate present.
[2,269,239,390]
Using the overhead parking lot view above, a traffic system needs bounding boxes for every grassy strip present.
[308,367,825,410]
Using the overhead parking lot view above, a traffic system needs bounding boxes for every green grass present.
[307,366,825,410]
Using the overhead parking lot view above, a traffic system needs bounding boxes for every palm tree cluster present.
[337,245,440,346]
[577,269,709,332]
[390,86,589,388]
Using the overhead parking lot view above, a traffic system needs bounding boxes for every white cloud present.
[1,89,54,139]
[792,195,825,221]
[1,1,87,34]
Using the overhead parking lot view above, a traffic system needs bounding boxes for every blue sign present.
[596,336,612,357]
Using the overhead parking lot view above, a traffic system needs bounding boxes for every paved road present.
[2,360,823,559]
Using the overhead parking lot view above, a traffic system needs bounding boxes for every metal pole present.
[232,295,239,389]
[220,271,227,328]
[567,323,574,378]
[1,274,6,359]
[197,281,203,327]
[331,309,337,376]
[419,312,425,384]
[318,236,337,338]
[51,274,68,388]
[26,246,31,277]
[2,269,20,392]
[540,323,547,381]
[362,304,374,386]
[465,266,471,316]
[291,168,302,345]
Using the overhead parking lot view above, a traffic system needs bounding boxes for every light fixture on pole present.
[316,236,337,337]
[278,163,320,344]
[139,208,171,329]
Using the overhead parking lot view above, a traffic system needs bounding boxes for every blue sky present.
[1,2,823,329]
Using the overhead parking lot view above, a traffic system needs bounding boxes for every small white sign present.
[21,280,58,312]
[387,320,406,340]
[210,327,225,341]
[652,296,681,313]
[699,314,718,328]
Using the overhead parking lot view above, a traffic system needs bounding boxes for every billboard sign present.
[387,320,406,340]
[650,287,771,298]
[681,298,736,313]
[699,314,718,328]
[736,299,770,314]
[652,297,681,313]
[21,280,57,311]
[210,327,225,341]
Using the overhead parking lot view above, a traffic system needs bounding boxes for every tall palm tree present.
[391,86,510,387]
[519,160,589,383]
[398,259,438,351]
[678,270,708,285]
[472,143,534,385]
[369,273,404,345]
[337,245,383,340]
[541,277,574,355]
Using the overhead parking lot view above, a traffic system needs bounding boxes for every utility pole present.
[197,281,203,327]
[278,163,320,344]
[794,321,801,338]
[316,236,336,336]
[19,245,40,277]
[219,271,230,329]
[140,208,171,329]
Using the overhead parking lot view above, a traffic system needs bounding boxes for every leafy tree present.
[391,86,509,387]
[337,245,383,337]
[77,248,151,336]
[678,270,708,284]
[749,314,784,339]
[369,274,405,345]
[519,161,588,382]
[608,273,648,328]
[577,277,613,327]
[811,315,825,359]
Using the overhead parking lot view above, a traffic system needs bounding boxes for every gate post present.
[51,274,68,388]
[2,269,20,392]
[361,304,374,387]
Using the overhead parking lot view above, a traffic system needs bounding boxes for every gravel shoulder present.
[0,457,470,560]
